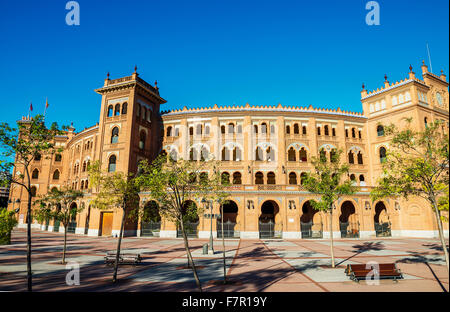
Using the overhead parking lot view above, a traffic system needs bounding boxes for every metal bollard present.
[202,243,208,255]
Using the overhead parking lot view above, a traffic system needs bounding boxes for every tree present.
[88,160,140,283]
[371,119,449,272]
[302,149,357,268]
[136,154,227,292]
[0,208,18,245]
[36,187,84,264]
[0,115,65,291]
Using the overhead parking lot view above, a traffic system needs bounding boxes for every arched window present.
[147,110,152,122]
[255,172,264,184]
[166,126,172,137]
[302,126,307,135]
[107,105,113,117]
[288,147,296,161]
[345,129,349,137]
[87,160,91,170]
[377,125,384,136]
[266,147,275,161]
[221,125,226,134]
[317,127,321,135]
[30,186,37,197]
[267,172,276,184]
[55,154,62,162]
[199,172,208,183]
[121,102,128,115]
[205,126,210,135]
[261,123,267,134]
[189,148,197,161]
[270,125,275,134]
[85,180,89,189]
[114,104,120,116]
[299,148,307,162]
[233,172,242,185]
[200,146,208,161]
[111,127,119,143]
[319,149,327,162]
[139,131,146,150]
[196,124,202,135]
[228,123,234,134]
[286,125,290,134]
[221,172,230,185]
[142,107,146,121]
[53,170,60,180]
[175,128,179,137]
[424,117,428,128]
[189,127,194,136]
[254,125,258,134]
[359,174,365,182]
[358,130,362,139]
[32,169,39,179]
[379,147,387,163]
[294,123,299,134]
[233,147,241,161]
[108,155,117,172]
[350,174,356,182]
[237,125,242,133]
[357,152,363,164]
[169,149,178,161]
[351,128,356,138]
[324,125,329,136]
[300,172,307,185]
[81,181,84,189]
[255,147,263,161]
[348,151,354,164]
[34,153,41,161]
[332,128,336,136]
[222,147,229,161]
[82,161,87,172]
[289,172,297,185]
[330,149,337,163]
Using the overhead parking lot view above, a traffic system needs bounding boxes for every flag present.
[30,102,33,111]
[45,98,49,109]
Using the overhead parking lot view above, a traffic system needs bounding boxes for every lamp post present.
[208,200,214,254]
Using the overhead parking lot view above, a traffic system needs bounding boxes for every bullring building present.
[8,62,449,240]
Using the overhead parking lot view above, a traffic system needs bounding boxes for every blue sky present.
[0,0,448,130]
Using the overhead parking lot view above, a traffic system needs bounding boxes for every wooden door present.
[101,212,113,236]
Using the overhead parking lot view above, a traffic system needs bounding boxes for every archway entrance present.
[141,201,161,237]
[67,203,78,233]
[339,201,359,238]
[300,201,323,238]
[177,200,199,238]
[217,200,240,238]
[374,202,391,237]
[259,200,282,238]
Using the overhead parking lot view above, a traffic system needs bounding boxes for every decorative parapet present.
[361,77,428,100]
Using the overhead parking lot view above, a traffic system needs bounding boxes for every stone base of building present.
[360,230,376,238]
[75,227,85,235]
[392,230,449,238]
[159,230,177,238]
[87,229,99,237]
[198,231,217,239]
[282,231,301,239]
[323,231,341,239]
[240,231,259,239]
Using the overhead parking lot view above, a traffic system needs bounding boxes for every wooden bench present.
[104,252,141,265]
[345,263,403,282]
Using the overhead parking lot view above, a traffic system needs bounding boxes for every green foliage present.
[36,187,84,226]
[371,119,449,211]
[0,208,18,244]
[302,149,357,212]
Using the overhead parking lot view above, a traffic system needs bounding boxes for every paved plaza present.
[0,229,448,292]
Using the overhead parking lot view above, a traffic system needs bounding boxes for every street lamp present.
[202,198,214,255]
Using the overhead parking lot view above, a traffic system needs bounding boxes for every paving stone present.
[263,241,297,247]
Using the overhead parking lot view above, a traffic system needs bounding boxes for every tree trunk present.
[329,204,335,268]
[26,190,32,291]
[62,223,68,264]
[180,218,202,292]
[221,207,226,284]
[112,207,126,283]
[431,197,449,273]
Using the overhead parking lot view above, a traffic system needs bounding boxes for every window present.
[270,125,275,134]
[111,127,119,143]
[221,125,226,134]
[255,172,264,184]
[379,147,387,163]
[55,154,62,162]
[358,130,362,139]
[377,125,384,136]
[267,172,276,184]
[233,147,241,161]
[294,124,299,134]
[332,128,336,136]
[107,105,113,117]
[114,104,120,116]
[228,123,234,134]
[357,152,363,164]
[237,125,242,133]
[196,124,202,135]
[255,147,263,161]
[319,149,327,162]
[254,125,258,134]
[139,131,146,150]
[359,174,365,182]
[166,126,172,137]
[200,146,208,161]
[189,127,194,136]
[288,147,296,161]
[289,172,297,185]
[266,147,274,161]
[261,123,267,134]
[30,186,37,197]
[330,149,337,163]
[351,128,356,138]
[350,174,356,182]
[300,172,307,185]
[286,125,290,134]
[324,125,329,136]
[348,151,354,164]
[302,126,307,135]
[32,169,39,179]
[34,153,41,161]
[317,127,321,135]
[233,172,242,185]
[299,148,307,162]
[222,147,229,161]
[142,107,146,121]
[189,148,197,161]
[424,117,428,128]
[345,129,349,137]
[82,161,87,172]
[85,180,89,189]
[221,172,230,185]
[122,102,128,114]
[52,170,60,180]
[205,126,210,135]
[137,104,141,117]
[108,155,117,172]
[81,181,84,190]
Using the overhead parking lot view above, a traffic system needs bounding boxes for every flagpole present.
[43,97,48,121]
